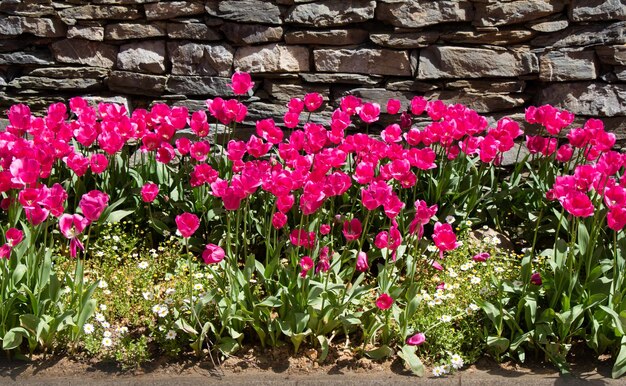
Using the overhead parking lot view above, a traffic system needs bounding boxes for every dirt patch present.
[0,344,617,383]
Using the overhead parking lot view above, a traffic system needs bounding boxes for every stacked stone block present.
[0,0,625,139]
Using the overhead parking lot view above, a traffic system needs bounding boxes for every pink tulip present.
[342,218,362,242]
[202,244,225,264]
[432,222,460,257]
[89,154,109,174]
[304,93,323,112]
[290,229,315,249]
[141,183,159,203]
[357,102,380,124]
[175,212,200,238]
[271,212,288,229]
[0,244,11,260]
[59,213,89,258]
[79,190,109,222]
[472,252,491,262]
[356,251,369,272]
[299,256,314,277]
[5,228,23,247]
[531,272,542,286]
[376,293,393,310]
[406,332,426,346]
[229,71,254,95]
[386,99,402,114]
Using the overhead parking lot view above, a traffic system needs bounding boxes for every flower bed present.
[0,71,625,377]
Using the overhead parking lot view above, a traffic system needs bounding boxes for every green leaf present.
[365,345,394,360]
[105,209,135,223]
[2,327,28,350]
[11,264,27,285]
[174,318,198,335]
[613,336,626,378]
[577,222,589,256]
[76,299,96,333]
[217,337,240,355]
[316,335,329,363]
[600,305,626,336]
[398,345,424,377]
[486,336,510,356]
[257,296,282,308]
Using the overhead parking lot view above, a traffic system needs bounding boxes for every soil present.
[0,343,619,384]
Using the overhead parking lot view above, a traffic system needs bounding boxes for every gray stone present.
[263,80,329,102]
[104,22,166,40]
[285,29,369,45]
[539,49,597,81]
[167,22,221,40]
[21,17,66,37]
[385,80,439,92]
[417,46,538,79]
[299,73,383,85]
[370,32,439,49]
[0,50,54,65]
[536,82,626,116]
[59,5,140,20]
[376,1,473,28]
[67,25,104,41]
[8,76,102,90]
[0,16,65,37]
[596,46,626,65]
[207,0,282,24]
[285,0,375,27]
[168,42,234,76]
[445,80,526,93]
[528,19,569,32]
[440,29,535,45]
[221,23,283,45]
[166,76,234,96]
[145,1,205,20]
[570,0,626,21]
[474,0,567,27]
[108,71,167,96]
[616,67,626,81]
[27,67,109,78]
[531,21,626,47]
[0,2,55,17]
[314,48,411,76]
[425,91,529,113]
[117,41,166,74]
[0,16,23,35]
[50,39,118,68]
[235,44,309,73]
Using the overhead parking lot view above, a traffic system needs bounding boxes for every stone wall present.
[1,0,625,139]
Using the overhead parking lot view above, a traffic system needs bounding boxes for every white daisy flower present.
[101,321,110,329]
[138,261,149,269]
[102,337,113,347]
[432,366,445,377]
[103,330,112,338]
[95,313,105,322]
[116,326,128,335]
[470,276,481,285]
[450,354,464,369]
[143,291,154,301]
[98,280,108,289]
[440,315,452,323]
[99,304,107,311]
[83,323,94,335]
[165,330,177,340]
[445,215,455,224]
